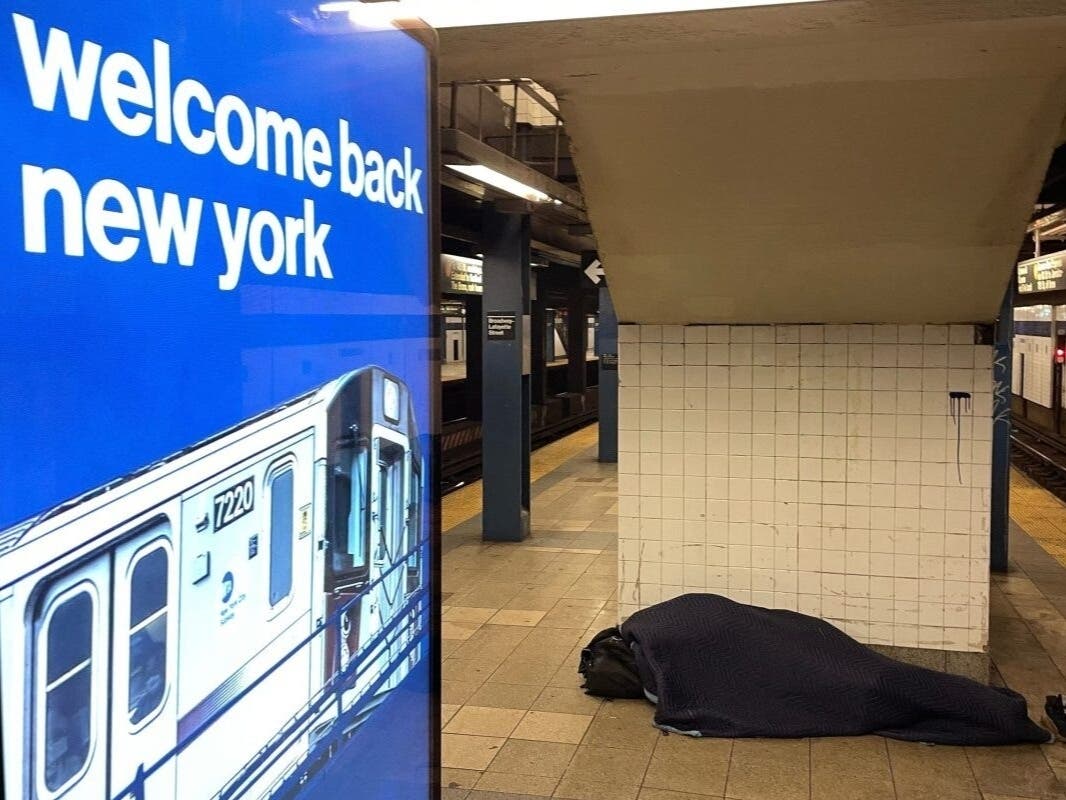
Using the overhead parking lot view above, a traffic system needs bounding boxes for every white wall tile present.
[618,324,991,653]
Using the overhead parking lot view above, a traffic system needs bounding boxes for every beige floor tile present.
[532,686,604,716]
[442,767,483,790]
[451,582,524,609]
[519,627,588,652]
[548,662,586,688]
[444,706,528,738]
[443,679,482,706]
[475,771,560,797]
[643,735,732,796]
[886,739,980,800]
[443,620,484,641]
[508,641,578,668]
[562,744,652,786]
[452,625,533,662]
[563,576,618,601]
[442,733,506,771]
[639,790,724,800]
[966,744,1063,798]
[725,738,810,800]
[539,599,607,629]
[553,776,639,800]
[490,609,548,627]
[491,657,560,687]
[525,572,583,591]
[587,609,619,631]
[810,737,894,800]
[486,740,578,778]
[581,700,659,751]
[442,703,461,727]
[505,590,573,612]
[1043,742,1066,784]
[512,710,594,744]
[444,657,502,685]
[468,682,544,710]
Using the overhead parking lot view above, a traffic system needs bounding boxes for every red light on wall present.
[1056,347,1065,364]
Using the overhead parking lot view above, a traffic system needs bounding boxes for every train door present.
[31,559,110,800]
[405,456,422,596]
[374,428,408,624]
[28,516,176,800]
[355,426,409,696]
[109,521,177,798]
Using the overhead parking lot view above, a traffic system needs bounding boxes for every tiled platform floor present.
[440,431,1066,800]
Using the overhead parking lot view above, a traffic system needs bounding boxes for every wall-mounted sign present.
[601,353,619,370]
[442,253,483,294]
[1029,209,1066,237]
[487,312,517,340]
[0,3,437,799]
[1018,251,1066,294]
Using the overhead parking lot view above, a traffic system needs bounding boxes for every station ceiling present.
[438,0,1066,324]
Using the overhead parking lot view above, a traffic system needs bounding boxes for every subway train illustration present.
[0,366,428,800]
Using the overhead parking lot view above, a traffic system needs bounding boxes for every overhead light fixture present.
[446,164,556,203]
[316,0,410,28]
[320,1,826,28]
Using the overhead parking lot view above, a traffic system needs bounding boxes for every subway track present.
[1010,417,1066,502]
[440,414,598,494]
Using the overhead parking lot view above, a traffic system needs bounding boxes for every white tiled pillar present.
[617,323,993,653]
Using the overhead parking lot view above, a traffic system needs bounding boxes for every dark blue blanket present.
[620,594,1050,745]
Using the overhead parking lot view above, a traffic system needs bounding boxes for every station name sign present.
[442,253,483,295]
[1018,251,1066,294]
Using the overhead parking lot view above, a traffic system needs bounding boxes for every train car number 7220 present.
[213,477,255,532]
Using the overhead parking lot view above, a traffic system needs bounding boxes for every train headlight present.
[383,377,401,422]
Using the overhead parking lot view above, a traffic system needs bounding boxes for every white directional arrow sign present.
[584,258,604,284]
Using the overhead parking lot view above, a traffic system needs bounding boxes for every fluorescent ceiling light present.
[319,1,825,28]
[446,164,556,203]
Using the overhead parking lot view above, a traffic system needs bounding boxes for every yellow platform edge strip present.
[1011,467,1066,569]
[441,424,599,533]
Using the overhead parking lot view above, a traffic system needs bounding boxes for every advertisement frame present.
[0,7,443,799]
[399,17,443,800]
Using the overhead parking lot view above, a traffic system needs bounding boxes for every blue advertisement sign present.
[0,3,437,798]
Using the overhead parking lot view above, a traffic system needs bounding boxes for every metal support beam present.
[990,284,1013,572]
[481,204,531,541]
[597,285,618,463]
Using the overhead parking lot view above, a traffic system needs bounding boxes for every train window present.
[41,588,94,793]
[269,469,294,606]
[329,441,369,585]
[129,547,168,725]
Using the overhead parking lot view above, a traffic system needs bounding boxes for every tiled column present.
[617,323,992,663]
[597,286,619,463]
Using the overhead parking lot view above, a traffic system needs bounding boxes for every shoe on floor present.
[1042,694,1066,742]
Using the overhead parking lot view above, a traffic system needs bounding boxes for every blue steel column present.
[481,203,531,541]
[990,285,1013,572]
[597,285,618,463]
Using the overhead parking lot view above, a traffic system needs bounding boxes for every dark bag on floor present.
[578,627,646,699]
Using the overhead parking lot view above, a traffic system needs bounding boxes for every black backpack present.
[578,627,646,699]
